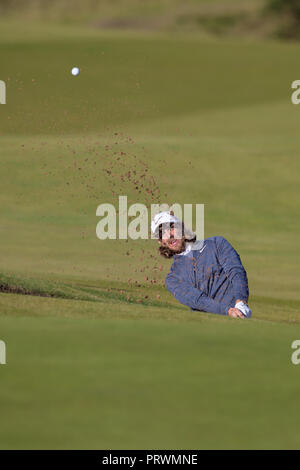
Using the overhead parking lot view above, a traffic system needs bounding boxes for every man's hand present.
[234,299,252,318]
[228,307,245,319]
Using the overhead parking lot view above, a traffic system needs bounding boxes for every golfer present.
[151,211,252,318]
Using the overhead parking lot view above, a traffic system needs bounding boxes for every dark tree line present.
[268,0,300,20]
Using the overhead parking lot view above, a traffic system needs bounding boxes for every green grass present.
[0,300,300,449]
[0,20,300,449]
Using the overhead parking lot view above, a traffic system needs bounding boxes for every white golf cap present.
[151,211,182,238]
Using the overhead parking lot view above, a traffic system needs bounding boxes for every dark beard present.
[174,239,186,254]
[159,239,186,259]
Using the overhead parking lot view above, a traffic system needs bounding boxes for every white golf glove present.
[235,301,252,318]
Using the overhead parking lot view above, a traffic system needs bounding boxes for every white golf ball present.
[71,67,80,76]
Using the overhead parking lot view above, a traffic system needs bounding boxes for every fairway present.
[1,19,300,449]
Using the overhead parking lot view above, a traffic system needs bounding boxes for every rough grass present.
[0,272,179,309]
[0,0,287,40]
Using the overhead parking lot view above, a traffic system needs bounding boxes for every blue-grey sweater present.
[165,236,249,315]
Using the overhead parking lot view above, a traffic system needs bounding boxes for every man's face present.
[159,223,185,253]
